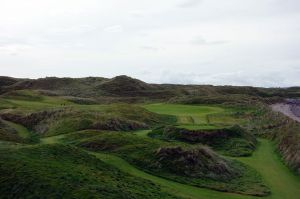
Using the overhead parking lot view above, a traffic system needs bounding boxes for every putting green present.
[143,103,225,124]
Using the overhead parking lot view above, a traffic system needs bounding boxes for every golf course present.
[0,77,300,199]
[1,91,300,198]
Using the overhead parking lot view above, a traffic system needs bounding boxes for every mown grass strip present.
[236,139,300,199]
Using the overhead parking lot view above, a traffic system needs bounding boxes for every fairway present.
[143,103,224,124]
[236,139,300,199]
[143,103,241,128]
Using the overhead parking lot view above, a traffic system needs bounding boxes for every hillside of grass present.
[1,76,300,103]
[0,144,179,199]
[73,131,269,196]
[0,92,175,137]
[92,138,300,199]
[249,106,300,174]
[149,125,256,157]
[1,80,300,199]
[2,106,174,136]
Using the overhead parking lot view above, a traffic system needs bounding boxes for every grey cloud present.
[0,0,299,87]
[129,10,145,18]
[49,25,97,35]
[0,37,28,47]
[0,43,33,56]
[190,37,228,46]
[156,69,300,87]
[177,0,202,8]
[103,25,123,33]
[140,46,159,51]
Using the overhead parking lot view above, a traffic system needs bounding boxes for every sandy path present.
[271,103,300,122]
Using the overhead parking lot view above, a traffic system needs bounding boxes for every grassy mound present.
[0,119,36,143]
[98,75,156,96]
[250,107,300,174]
[149,125,256,157]
[0,144,179,199]
[62,96,99,105]
[2,90,45,101]
[73,130,269,196]
[1,104,175,137]
[0,119,23,143]
[154,146,239,180]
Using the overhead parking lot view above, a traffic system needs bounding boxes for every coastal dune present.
[271,100,300,122]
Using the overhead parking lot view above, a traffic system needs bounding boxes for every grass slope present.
[72,131,268,196]
[0,144,179,199]
[93,138,300,199]
[149,125,256,157]
[0,94,175,137]
[1,93,300,199]
[236,139,300,199]
[38,132,300,199]
[2,120,30,139]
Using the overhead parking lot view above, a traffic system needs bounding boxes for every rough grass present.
[92,152,257,199]
[29,132,300,199]
[0,99,175,137]
[149,125,257,157]
[1,94,300,199]
[0,144,179,199]
[0,119,22,143]
[74,131,269,196]
[0,119,37,143]
[73,135,300,199]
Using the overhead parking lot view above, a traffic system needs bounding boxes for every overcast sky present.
[0,0,299,87]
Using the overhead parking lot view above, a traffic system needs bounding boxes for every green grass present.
[0,144,179,199]
[2,120,30,139]
[148,125,257,157]
[133,129,152,138]
[0,120,37,143]
[178,124,225,130]
[143,103,223,124]
[143,103,242,127]
[26,131,300,199]
[0,99,174,137]
[0,90,73,113]
[235,139,300,199]
[1,96,300,199]
[74,130,268,196]
[91,138,300,199]
[41,134,67,144]
[92,152,256,199]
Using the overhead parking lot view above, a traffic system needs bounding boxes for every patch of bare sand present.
[271,103,300,122]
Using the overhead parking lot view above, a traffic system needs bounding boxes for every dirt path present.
[271,103,300,122]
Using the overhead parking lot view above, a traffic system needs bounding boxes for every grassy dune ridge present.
[0,89,300,198]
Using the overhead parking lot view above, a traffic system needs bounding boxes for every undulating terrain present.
[1,76,300,199]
